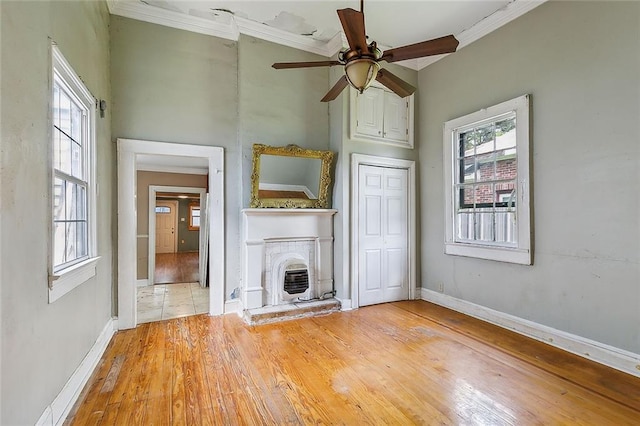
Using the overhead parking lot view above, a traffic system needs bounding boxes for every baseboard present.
[224,298,242,316]
[336,298,353,311]
[36,317,117,426]
[420,288,640,378]
[136,279,149,287]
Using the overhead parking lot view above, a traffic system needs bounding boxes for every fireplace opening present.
[284,265,309,295]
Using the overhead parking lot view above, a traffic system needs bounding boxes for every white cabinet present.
[350,85,414,148]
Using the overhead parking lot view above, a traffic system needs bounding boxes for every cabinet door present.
[355,87,384,138]
[383,91,409,142]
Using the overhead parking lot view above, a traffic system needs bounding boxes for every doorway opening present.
[117,139,224,330]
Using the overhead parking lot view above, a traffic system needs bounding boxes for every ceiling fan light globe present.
[344,59,380,93]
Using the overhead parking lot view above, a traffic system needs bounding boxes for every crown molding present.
[416,0,548,70]
[107,0,548,70]
[106,0,239,40]
[107,0,339,57]
[235,16,338,57]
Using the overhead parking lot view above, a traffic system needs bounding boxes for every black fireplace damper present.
[284,269,309,295]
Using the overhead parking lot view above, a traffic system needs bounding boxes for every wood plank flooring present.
[65,301,640,425]
[154,252,199,284]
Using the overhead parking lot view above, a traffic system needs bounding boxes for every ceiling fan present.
[272,0,460,102]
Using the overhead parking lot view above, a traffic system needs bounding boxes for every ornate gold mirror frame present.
[250,144,335,208]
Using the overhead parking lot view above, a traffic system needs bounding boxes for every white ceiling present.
[108,0,546,70]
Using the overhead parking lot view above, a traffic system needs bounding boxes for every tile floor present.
[137,282,209,324]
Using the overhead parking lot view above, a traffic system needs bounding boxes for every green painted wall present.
[0,1,112,423]
[418,1,640,353]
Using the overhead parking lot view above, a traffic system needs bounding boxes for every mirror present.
[250,144,335,208]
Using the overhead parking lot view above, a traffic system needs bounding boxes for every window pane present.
[53,129,61,170]
[192,216,200,227]
[71,141,82,179]
[457,185,474,209]
[59,90,72,135]
[496,183,517,206]
[475,211,494,242]
[474,123,495,155]
[460,130,476,157]
[66,182,77,221]
[192,208,200,217]
[155,206,170,213]
[54,222,66,266]
[496,157,516,181]
[495,118,516,149]
[76,222,88,258]
[474,183,494,207]
[59,134,72,175]
[76,185,86,220]
[70,102,82,142]
[460,157,475,184]
[456,212,474,241]
[476,153,495,182]
[495,211,516,244]
[65,222,77,261]
[53,84,60,127]
[53,178,65,222]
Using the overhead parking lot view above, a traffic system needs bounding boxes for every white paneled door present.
[155,200,177,254]
[358,165,409,306]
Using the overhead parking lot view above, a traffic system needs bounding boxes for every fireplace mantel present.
[241,209,337,310]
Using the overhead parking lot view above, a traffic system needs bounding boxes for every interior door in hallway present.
[155,200,177,254]
[358,165,409,306]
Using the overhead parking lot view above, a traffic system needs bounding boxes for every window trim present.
[49,44,99,302]
[188,203,200,231]
[443,94,532,265]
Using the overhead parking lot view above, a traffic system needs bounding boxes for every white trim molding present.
[224,299,243,316]
[107,0,547,71]
[350,154,416,309]
[106,0,342,57]
[117,139,225,329]
[48,257,100,303]
[420,288,640,378]
[336,298,353,311]
[36,318,117,426]
[443,94,532,265]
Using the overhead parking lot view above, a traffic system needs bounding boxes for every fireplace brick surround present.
[241,209,337,311]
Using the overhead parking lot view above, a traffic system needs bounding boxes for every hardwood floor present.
[154,252,199,284]
[65,301,640,425]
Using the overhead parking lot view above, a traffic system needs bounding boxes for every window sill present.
[49,257,101,303]
[445,242,531,265]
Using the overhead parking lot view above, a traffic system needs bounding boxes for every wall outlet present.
[181,239,185,244]
[437,282,444,293]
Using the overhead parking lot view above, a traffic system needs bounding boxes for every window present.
[49,44,98,302]
[155,206,171,214]
[443,95,532,265]
[189,204,200,230]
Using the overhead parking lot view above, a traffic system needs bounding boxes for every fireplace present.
[242,209,337,310]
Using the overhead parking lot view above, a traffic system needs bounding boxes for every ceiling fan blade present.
[272,60,341,69]
[321,75,349,102]
[375,69,416,98]
[337,8,369,53]
[381,35,459,63]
